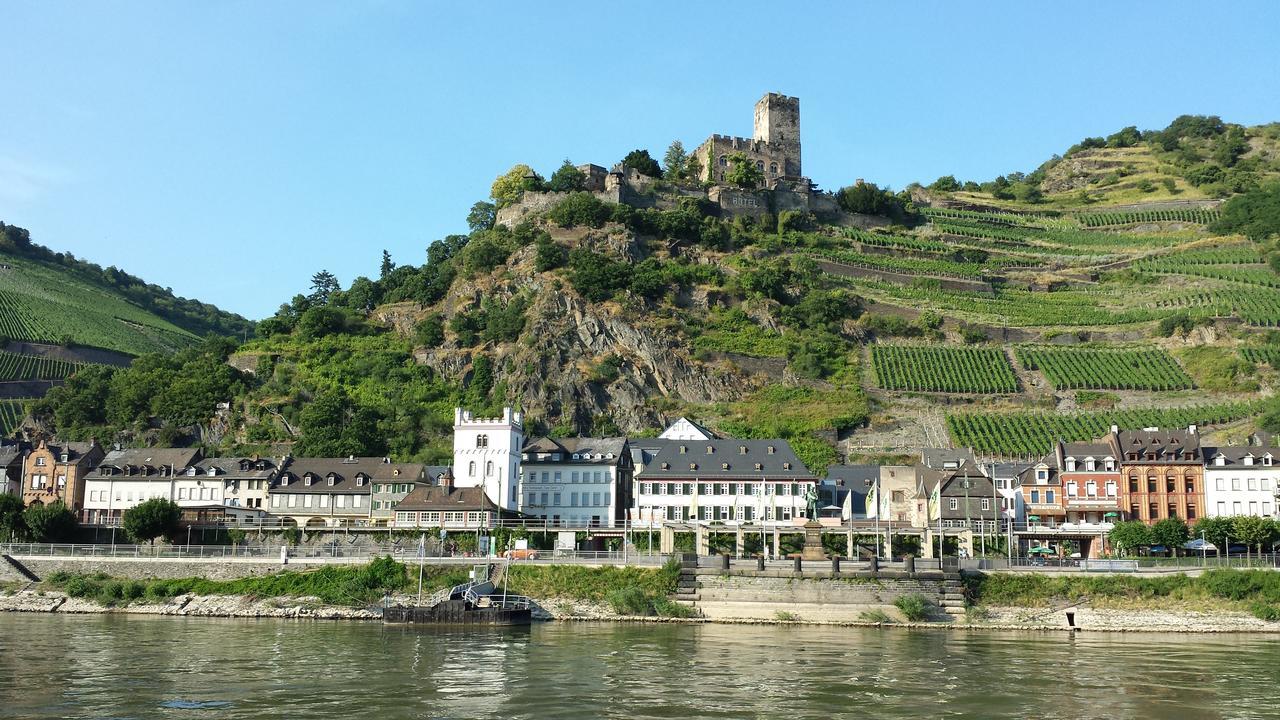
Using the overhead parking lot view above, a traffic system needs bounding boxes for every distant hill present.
[0,222,253,356]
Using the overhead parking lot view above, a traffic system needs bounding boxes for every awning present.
[1184,538,1217,551]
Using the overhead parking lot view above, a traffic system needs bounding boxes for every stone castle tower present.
[753,93,801,176]
[693,92,803,185]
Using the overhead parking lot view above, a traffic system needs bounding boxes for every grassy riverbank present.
[967,569,1280,619]
[31,558,690,616]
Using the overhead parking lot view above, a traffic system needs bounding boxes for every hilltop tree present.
[22,501,76,542]
[309,270,340,305]
[547,160,587,193]
[724,152,764,190]
[466,201,497,232]
[929,175,961,192]
[122,498,181,544]
[490,165,543,208]
[663,141,690,182]
[380,250,394,279]
[622,149,662,178]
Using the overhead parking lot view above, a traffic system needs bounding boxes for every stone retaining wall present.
[11,557,297,581]
[689,568,965,622]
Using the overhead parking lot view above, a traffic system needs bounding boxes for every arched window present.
[468,461,476,477]
[769,162,778,175]
[755,160,764,171]
[486,461,493,476]
[718,155,728,167]
[476,434,488,449]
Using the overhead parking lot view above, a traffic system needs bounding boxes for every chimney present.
[1109,424,1118,434]
[1188,424,1198,435]
[441,468,455,492]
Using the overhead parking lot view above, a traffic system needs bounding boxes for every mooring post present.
[720,553,730,571]
[793,556,802,573]
[756,555,765,572]
[831,556,841,574]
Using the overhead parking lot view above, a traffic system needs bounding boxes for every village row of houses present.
[2,410,1277,557]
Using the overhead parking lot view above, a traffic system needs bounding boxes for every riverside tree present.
[122,498,182,544]
[22,501,77,542]
[1150,516,1190,554]
[1108,520,1152,555]
[0,494,24,542]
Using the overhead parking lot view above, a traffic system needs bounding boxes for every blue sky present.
[2,1,1278,320]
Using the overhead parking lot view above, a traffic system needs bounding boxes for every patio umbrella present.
[1027,515,1041,522]
[1028,546,1054,554]
[1103,512,1120,519]
[1183,538,1217,551]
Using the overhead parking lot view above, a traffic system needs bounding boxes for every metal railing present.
[0,542,673,566]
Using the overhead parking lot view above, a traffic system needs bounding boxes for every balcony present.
[1065,496,1120,509]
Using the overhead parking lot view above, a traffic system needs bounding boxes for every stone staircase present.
[671,554,701,610]
[939,577,968,616]
[1,554,40,583]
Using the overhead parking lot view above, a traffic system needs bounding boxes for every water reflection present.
[0,615,1276,719]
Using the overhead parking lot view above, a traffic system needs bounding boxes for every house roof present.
[1110,428,1201,462]
[1018,454,1061,486]
[825,465,878,492]
[86,448,202,477]
[635,439,815,480]
[1204,446,1279,466]
[395,485,507,513]
[1061,441,1114,458]
[275,457,426,494]
[657,417,719,440]
[921,448,977,470]
[521,437,628,464]
[192,457,279,479]
[34,440,100,465]
[0,443,24,467]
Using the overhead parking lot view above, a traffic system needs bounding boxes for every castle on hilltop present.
[495,92,864,228]
[691,92,804,187]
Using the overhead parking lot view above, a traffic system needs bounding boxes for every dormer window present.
[1265,456,1274,467]
[573,453,580,460]
[1244,456,1255,466]
[1105,459,1115,471]
[689,463,698,470]
[679,445,687,454]
[356,476,366,487]
[739,446,747,455]
[1215,456,1226,466]
[281,475,290,486]
[186,467,196,476]
[721,463,729,470]
[207,468,217,477]
[60,454,69,462]
[605,453,614,459]
[754,463,762,471]
[706,446,714,454]
[305,475,313,487]
[783,462,792,470]
[767,446,776,455]
[1065,458,1076,472]
[661,462,669,470]
[327,475,336,486]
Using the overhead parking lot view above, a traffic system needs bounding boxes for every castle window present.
[486,461,493,476]
[769,162,778,175]
[477,434,488,449]
[718,155,727,167]
[468,461,476,477]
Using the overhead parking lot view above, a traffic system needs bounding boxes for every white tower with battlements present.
[452,407,524,511]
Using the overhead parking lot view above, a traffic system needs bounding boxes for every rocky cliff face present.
[403,230,759,433]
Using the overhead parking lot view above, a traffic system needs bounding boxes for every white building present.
[1203,446,1280,518]
[81,448,203,524]
[658,417,718,441]
[452,407,523,512]
[631,437,817,527]
[518,436,632,527]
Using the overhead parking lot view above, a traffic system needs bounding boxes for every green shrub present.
[858,609,894,623]
[894,593,933,621]
[774,610,800,621]
[121,581,146,601]
[606,587,653,615]
[1250,602,1280,621]
[653,597,696,618]
[548,192,612,228]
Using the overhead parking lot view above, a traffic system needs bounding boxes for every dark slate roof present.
[634,439,814,480]
[395,485,506,513]
[992,462,1033,478]
[1061,442,1113,458]
[275,457,426,494]
[1112,428,1201,462]
[192,457,279,479]
[522,437,628,465]
[1018,454,1060,487]
[425,465,451,482]
[38,440,100,465]
[1203,446,1279,466]
[0,443,24,467]
[825,464,878,491]
[87,448,202,477]
[921,448,977,470]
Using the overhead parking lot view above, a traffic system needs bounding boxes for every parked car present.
[503,548,540,560]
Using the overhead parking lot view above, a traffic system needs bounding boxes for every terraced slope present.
[0,252,197,355]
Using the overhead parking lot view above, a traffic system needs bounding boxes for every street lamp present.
[1200,529,1207,567]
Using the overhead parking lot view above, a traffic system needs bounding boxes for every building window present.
[1066,481,1078,497]
[1030,490,1040,504]
[1106,480,1117,497]
[476,434,488,448]
[769,162,778,175]
[1086,480,1097,497]
[1046,491,1055,504]
[981,498,990,511]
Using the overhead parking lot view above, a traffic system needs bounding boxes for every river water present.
[1,614,1277,719]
